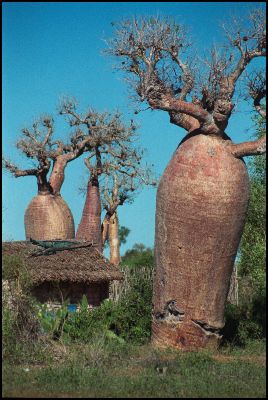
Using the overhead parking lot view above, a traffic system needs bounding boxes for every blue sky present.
[2,2,264,255]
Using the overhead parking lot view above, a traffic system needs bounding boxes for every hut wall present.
[84,282,109,306]
[31,281,110,307]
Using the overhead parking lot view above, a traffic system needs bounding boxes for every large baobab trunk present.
[109,211,121,265]
[152,133,250,350]
[107,10,265,350]
[24,193,75,240]
[76,177,102,251]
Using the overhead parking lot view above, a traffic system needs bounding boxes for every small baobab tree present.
[101,150,157,265]
[106,8,266,349]
[3,113,93,240]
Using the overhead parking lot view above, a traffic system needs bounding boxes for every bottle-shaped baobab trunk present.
[76,177,102,251]
[109,211,121,265]
[24,194,75,241]
[152,133,249,350]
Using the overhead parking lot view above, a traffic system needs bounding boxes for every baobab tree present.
[106,8,266,349]
[59,99,151,253]
[3,112,96,240]
[101,153,157,265]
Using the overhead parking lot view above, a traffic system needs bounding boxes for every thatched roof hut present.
[2,241,123,307]
[3,241,123,284]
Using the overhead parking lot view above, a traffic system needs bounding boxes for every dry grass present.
[3,340,266,398]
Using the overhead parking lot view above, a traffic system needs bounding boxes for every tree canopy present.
[106,8,266,156]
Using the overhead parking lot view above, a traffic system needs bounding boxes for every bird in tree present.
[106,8,266,349]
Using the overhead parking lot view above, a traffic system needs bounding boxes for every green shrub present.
[2,307,17,360]
[59,296,119,343]
[60,264,153,345]
[2,254,33,293]
[2,254,44,363]
[121,243,154,267]
[234,114,266,344]
[221,301,265,347]
[2,288,45,363]
[109,265,153,343]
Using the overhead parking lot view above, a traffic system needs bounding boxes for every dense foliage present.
[238,116,266,292]
[61,262,153,344]
[2,255,44,363]
[121,243,154,267]
[222,115,266,345]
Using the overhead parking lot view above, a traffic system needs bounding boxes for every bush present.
[233,114,266,345]
[108,264,153,343]
[121,243,154,267]
[2,254,33,293]
[57,264,154,345]
[2,255,44,363]
[62,296,116,343]
[221,301,265,347]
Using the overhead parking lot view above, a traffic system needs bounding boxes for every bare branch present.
[228,134,266,158]
[3,158,38,177]
[149,94,221,135]
[245,71,266,118]
[105,16,202,133]
[41,115,54,145]
[49,140,64,158]
[3,156,52,193]
[84,155,96,176]
[212,8,266,128]
[164,49,195,100]
[106,9,266,136]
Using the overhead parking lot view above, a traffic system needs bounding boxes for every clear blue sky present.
[2,2,264,255]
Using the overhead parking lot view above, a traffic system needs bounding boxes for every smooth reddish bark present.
[152,133,250,350]
[76,177,102,251]
[228,135,266,158]
[108,212,121,265]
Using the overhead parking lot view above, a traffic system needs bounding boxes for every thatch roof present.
[2,241,123,284]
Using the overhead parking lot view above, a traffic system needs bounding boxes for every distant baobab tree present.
[100,150,157,265]
[61,98,157,257]
[3,114,92,240]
